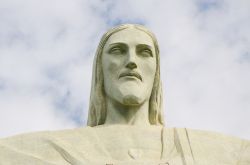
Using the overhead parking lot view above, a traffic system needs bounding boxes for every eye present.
[138,48,153,57]
[109,46,125,55]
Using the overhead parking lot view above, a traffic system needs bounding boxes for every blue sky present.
[0,0,250,139]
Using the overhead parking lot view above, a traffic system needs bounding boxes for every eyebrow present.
[108,42,153,49]
[136,44,153,50]
[107,42,128,48]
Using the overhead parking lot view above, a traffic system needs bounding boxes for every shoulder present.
[0,127,98,164]
[171,128,250,164]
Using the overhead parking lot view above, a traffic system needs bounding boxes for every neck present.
[104,98,150,126]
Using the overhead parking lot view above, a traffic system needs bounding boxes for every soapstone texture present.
[0,24,249,164]
[0,126,249,164]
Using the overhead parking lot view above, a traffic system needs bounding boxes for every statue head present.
[87,24,164,126]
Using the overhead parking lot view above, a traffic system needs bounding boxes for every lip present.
[119,71,142,81]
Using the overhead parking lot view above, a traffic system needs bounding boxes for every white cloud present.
[0,0,249,139]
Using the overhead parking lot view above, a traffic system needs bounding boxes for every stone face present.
[0,126,249,164]
[102,28,156,107]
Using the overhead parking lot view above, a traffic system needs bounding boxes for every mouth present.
[119,72,142,81]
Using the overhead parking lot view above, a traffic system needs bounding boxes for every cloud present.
[0,0,249,139]
[0,0,101,137]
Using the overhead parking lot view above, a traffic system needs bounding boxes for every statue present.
[0,24,249,165]
[87,24,163,126]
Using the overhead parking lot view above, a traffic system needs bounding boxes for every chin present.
[114,83,147,105]
[122,95,142,105]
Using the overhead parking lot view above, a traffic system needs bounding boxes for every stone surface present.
[0,126,249,164]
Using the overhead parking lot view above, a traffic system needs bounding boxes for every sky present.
[0,0,250,139]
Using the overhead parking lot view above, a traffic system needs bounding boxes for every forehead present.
[105,28,155,47]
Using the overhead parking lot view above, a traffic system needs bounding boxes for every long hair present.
[87,24,164,126]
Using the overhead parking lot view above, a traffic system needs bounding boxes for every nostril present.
[126,62,137,69]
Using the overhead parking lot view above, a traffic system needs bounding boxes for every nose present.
[125,49,137,70]
[126,61,137,69]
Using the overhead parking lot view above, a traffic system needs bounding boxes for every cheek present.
[102,56,121,78]
[141,60,157,80]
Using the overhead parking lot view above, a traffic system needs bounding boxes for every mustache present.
[119,71,142,81]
